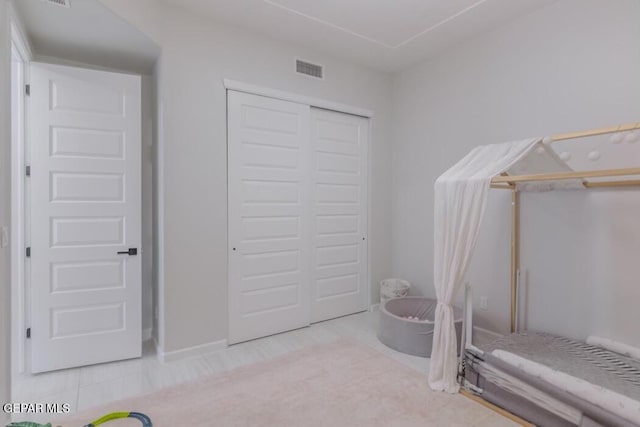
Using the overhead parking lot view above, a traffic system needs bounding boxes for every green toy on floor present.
[6,411,152,427]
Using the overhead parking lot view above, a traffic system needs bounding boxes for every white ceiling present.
[14,0,160,74]
[159,0,558,72]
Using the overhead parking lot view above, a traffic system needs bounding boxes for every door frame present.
[10,12,32,376]
[223,79,374,337]
[223,79,374,118]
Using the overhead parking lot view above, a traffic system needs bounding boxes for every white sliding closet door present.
[228,91,311,344]
[310,108,369,323]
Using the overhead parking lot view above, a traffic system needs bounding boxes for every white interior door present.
[228,91,311,344]
[30,62,141,373]
[310,108,368,323]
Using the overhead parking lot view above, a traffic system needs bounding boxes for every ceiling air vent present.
[43,0,70,8]
[296,59,323,79]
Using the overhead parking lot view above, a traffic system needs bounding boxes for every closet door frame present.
[224,80,373,118]
[225,79,373,339]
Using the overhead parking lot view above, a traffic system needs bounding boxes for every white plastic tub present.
[377,297,463,358]
[380,278,411,303]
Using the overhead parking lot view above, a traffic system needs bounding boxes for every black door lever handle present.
[117,248,138,256]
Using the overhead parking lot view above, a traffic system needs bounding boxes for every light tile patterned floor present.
[11,311,516,425]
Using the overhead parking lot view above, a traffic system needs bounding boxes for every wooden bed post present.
[510,189,520,333]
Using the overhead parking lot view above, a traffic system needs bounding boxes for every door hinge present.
[26,165,31,177]
[26,328,31,339]
[25,84,30,96]
[26,247,31,257]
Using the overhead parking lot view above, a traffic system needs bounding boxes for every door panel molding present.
[29,62,141,373]
[310,108,369,322]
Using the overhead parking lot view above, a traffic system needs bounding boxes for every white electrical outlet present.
[479,296,488,311]
[0,226,8,248]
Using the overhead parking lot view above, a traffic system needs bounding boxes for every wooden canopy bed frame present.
[489,121,640,333]
[460,121,640,427]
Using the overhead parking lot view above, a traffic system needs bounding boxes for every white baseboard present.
[156,339,228,363]
[369,303,380,312]
[142,328,153,342]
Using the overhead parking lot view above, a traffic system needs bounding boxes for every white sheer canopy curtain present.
[428,138,542,393]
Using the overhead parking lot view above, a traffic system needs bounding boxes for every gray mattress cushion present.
[481,332,640,402]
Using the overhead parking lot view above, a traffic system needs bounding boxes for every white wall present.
[1,0,13,421]
[151,58,163,347]
[100,0,393,353]
[140,75,154,337]
[391,0,640,344]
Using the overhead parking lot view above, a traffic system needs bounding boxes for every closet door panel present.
[228,91,311,344]
[310,108,369,323]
